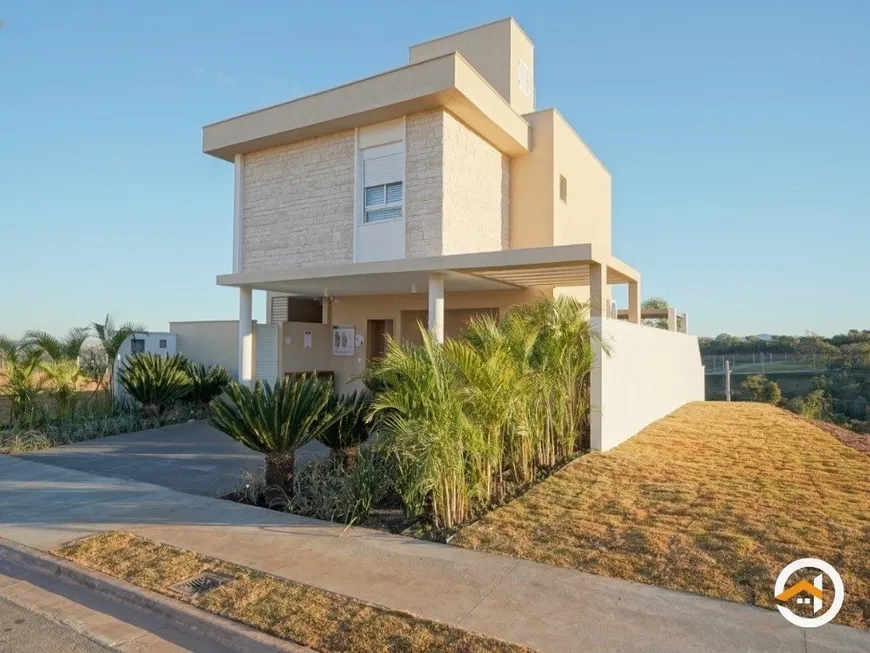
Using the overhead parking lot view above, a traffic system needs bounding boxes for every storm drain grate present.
[169,572,234,596]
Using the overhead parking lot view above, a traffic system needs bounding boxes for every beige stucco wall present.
[442,111,510,254]
[509,109,612,256]
[286,288,549,390]
[242,130,355,271]
[170,320,243,378]
[281,321,332,376]
[408,18,534,116]
[509,110,555,249]
[552,111,612,256]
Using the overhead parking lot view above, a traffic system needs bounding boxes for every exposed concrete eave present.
[202,52,530,161]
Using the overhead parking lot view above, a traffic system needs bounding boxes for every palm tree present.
[208,376,347,504]
[369,331,473,528]
[24,327,90,418]
[91,315,147,399]
[318,390,372,470]
[0,335,44,423]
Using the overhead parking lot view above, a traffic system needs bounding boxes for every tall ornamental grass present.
[369,296,605,529]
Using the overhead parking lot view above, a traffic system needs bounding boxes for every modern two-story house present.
[201,18,704,451]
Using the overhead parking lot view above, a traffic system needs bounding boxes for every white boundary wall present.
[590,318,705,451]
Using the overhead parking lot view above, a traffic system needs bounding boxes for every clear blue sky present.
[2,0,868,339]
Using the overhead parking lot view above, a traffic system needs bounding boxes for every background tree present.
[79,344,109,392]
[641,297,684,331]
[24,327,90,418]
[0,335,43,423]
[91,315,147,400]
[740,375,782,405]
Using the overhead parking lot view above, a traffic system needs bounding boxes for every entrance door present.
[367,319,394,361]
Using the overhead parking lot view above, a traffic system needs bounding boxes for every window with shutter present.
[361,145,404,224]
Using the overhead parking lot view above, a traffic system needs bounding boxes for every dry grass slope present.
[455,402,870,629]
[56,532,535,653]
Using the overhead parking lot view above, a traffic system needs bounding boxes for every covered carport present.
[215,244,642,387]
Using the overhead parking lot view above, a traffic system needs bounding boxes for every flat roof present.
[217,246,639,297]
[202,53,530,161]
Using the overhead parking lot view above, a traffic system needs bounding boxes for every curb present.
[0,537,310,652]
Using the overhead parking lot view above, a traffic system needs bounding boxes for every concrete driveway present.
[16,421,327,498]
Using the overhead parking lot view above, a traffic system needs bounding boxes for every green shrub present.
[118,352,191,416]
[369,296,601,530]
[740,375,782,404]
[318,391,372,470]
[183,361,231,409]
[285,450,391,524]
[208,376,346,503]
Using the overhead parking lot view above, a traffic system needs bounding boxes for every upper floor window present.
[365,182,403,222]
[560,175,568,203]
[361,143,404,224]
[130,338,145,354]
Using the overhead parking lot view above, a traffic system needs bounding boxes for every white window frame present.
[359,142,405,226]
[363,181,403,223]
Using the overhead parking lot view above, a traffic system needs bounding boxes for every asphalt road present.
[0,597,111,653]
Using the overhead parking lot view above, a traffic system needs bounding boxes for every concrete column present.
[238,286,254,386]
[232,154,245,274]
[428,273,445,343]
[667,307,677,332]
[628,280,641,324]
[680,313,688,334]
[589,262,607,318]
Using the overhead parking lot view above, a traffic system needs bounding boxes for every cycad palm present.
[183,361,231,409]
[318,390,373,470]
[118,352,190,415]
[209,376,346,502]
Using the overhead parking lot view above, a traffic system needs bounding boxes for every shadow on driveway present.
[14,421,327,498]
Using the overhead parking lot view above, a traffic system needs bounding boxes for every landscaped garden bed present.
[210,297,599,541]
[1,317,231,454]
[55,531,535,653]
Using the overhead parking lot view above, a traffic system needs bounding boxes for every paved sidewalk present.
[1,455,867,653]
[16,421,326,498]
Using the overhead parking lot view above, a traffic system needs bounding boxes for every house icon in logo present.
[775,575,824,614]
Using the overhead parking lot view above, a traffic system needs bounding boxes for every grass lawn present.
[455,402,870,629]
[56,532,534,653]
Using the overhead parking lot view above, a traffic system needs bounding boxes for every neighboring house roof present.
[775,580,824,602]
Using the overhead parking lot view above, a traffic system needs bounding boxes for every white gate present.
[255,324,279,383]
